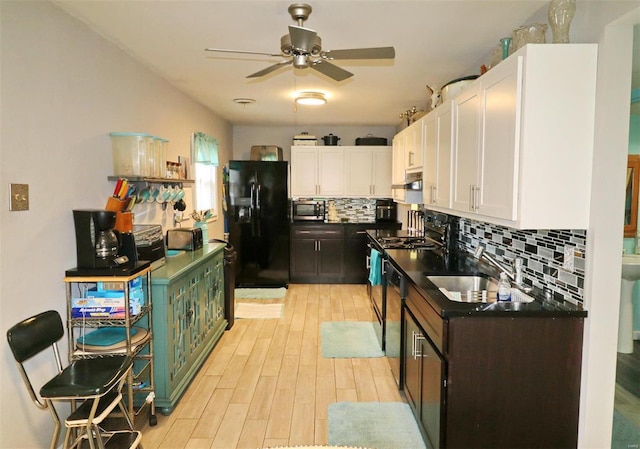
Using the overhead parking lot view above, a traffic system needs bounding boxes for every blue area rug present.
[321,322,384,358]
[328,402,426,449]
[612,409,640,449]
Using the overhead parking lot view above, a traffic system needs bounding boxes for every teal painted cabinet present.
[150,244,226,414]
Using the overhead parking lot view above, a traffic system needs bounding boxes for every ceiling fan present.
[205,3,395,82]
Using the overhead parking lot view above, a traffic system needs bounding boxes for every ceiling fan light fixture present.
[295,91,327,105]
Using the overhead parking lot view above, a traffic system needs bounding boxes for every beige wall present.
[0,2,231,447]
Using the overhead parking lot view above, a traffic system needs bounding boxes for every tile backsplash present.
[455,217,586,307]
[308,197,377,221]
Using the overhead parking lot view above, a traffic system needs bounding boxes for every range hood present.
[392,171,422,191]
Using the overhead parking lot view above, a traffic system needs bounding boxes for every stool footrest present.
[75,430,142,449]
[66,391,123,427]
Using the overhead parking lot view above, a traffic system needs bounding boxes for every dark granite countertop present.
[292,220,401,226]
[368,230,587,318]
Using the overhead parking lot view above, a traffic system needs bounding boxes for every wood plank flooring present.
[140,284,402,449]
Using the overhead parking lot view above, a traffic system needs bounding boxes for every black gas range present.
[367,213,454,387]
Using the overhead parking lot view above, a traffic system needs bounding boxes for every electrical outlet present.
[9,183,29,211]
[563,245,574,272]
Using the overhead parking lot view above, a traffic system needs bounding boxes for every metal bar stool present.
[6,310,142,449]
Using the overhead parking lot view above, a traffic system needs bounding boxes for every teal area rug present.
[612,409,640,449]
[321,322,384,358]
[328,402,426,449]
[234,287,287,299]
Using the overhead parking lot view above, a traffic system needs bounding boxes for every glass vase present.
[548,0,576,43]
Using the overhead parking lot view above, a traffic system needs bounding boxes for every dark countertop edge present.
[150,242,226,284]
[385,248,587,318]
[292,220,402,226]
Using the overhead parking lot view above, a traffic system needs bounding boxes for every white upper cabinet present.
[392,131,406,202]
[291,146,344,197]
[404,118,424,172]
[291,145,392,198]
[452,57,519,220]
[423,100,454,208]
[344,146,392,197]
[428,44,597,229]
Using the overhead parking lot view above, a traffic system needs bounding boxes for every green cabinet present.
[150,244,226,414]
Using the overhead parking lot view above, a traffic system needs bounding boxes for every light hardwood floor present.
[140,284,403,449]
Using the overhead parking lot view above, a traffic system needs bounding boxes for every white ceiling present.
[54,0,639,127]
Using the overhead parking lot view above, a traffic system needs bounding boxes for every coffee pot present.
[73,209,129,269]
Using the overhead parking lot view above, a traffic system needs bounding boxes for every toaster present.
[166,227,203,251]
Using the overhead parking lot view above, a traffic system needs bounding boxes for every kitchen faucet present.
[474,246,529,290]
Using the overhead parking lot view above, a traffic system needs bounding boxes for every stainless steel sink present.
[427,274,498,296]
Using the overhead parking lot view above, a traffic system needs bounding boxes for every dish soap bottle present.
[497,272,512,302]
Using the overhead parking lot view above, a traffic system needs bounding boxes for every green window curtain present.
[192,132,219,166]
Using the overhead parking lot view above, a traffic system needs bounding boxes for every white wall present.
[233,125,395,161]
[0,2,232,448]
[581,7,640,448]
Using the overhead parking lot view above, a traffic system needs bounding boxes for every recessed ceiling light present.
[295,91,327,106]
[233,98,256,105]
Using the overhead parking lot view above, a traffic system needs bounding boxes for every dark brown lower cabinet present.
[403,307,443,449]
[290,225,344,283]
[404,282,584,449]
[291,222,401,284]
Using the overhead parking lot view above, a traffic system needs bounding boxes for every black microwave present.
[292,200,325,221]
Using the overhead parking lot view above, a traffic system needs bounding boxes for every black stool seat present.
[40,355,132,399]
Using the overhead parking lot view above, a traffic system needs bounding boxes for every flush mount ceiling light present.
[233,98,256,105]
[295,91,327,106]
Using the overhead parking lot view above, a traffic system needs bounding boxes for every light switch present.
[9,183,29,211]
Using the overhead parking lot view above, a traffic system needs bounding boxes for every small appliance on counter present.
[72,209,131,269]
[166,227,203,251]
[375,199,397,222]
[133,224,166,269]
[292,199,325,221]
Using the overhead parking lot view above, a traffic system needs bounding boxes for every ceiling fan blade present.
[288,25,317,52]
[247,60,292,78]
[205,48,282,57]
[322,47,396,60]
[310,60,353,82]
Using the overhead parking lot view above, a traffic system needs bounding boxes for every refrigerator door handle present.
[254,183,261,237]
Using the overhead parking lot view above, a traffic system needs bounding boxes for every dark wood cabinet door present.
[403,307,422,415]
[317,238,344,281]
[290,238,317,281]
[344,236,368,283]
[420,333,443,449]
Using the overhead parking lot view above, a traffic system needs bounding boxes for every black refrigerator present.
[227,161,290,287]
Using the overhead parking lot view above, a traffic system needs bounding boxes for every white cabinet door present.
[291,147,320,197]
[452,84,481,213]
[344,146,392,197]
[317,148,344,196]
[405,119,424,172]
[477,55,522,220]
[344,147,374,195]
[423,112,437,205]
[434,100,454,208]
[371,146,393,197]
[392,132,407,202]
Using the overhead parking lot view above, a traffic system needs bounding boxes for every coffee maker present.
[73,209,130,269]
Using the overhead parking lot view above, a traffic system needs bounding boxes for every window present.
[191,132,220,219]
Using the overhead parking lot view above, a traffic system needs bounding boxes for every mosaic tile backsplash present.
[328,198,377,221]
[455,217,586,307]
